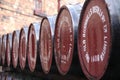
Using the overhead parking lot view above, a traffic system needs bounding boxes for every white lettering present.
[61,55,67,64]
[85,53,90,63]
[91,54,100,62]
[67,47,72,61]
[82,40,87,51]
[103,24,107,33]
[82,5,108,63]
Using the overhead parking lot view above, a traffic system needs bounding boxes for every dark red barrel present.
[19,27,28,70]
[0,37,2,65]
[54,4,83,75]
[6,33,12,67]
[12,30,20,68]
[78,0,120,79]
[1,35,7,66]
[39,16,56,74]
[28,23,40,72]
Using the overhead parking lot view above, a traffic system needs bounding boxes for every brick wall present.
[42,0,85,16]
[60,0,85,6]
[42,0,58,15]
[0,0,41,36]
[0,0,85,36]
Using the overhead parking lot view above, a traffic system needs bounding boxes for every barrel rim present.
[27,23,37,72]
[54,5,74,75]
[6,33,12,67]
[12,30,19,68]
[1,34,7,66]
[19,28,27,70]
[0,37,2,64]
[77,0,112,79]
[39,17,53,74]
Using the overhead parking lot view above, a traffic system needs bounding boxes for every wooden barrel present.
[1,35,7,66]
[54,4,83,75]
[39,16,56,74]
[12,30,20,68]
[19,27,28,70]
[27,23,40,72]
[0,37,2,65]
[78,0,120,79]
[6,33,12,67]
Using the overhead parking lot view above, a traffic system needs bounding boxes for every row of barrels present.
[0,0,120,80]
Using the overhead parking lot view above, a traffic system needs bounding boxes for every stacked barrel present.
[78,0,120,79]
[0,0,120,80]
